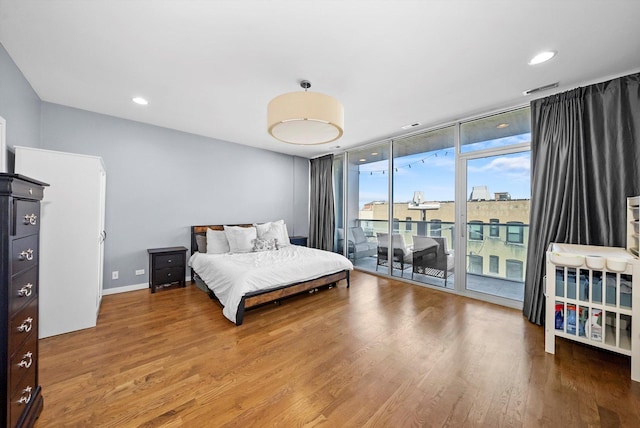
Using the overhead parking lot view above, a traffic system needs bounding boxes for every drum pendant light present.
[267,80,344,145]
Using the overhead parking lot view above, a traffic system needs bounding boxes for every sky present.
[357,133,531,209]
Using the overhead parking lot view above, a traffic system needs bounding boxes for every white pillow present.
[223,225,257,253]
[206,229,230,254]
[256,220,291,247]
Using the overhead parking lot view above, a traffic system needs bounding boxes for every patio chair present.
[411,236,454,285]
[347,226,377,260]
[376,233,412,274]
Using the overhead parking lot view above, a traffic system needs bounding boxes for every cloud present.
[462,133,531,152]
[468,155,530,174]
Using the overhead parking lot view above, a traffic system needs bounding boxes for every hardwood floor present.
[35,271,640,427]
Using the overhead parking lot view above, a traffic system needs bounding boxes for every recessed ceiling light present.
[401,122,421,130]
[371,152,378,156]
[496,123,509,129]
[132,97,148,105]
[359,158,367,162]
[528,51,556,65]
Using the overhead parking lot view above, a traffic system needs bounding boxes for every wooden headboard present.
[190,224,253,256]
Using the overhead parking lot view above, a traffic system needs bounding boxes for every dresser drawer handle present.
[17,317,33,333]
[18,386,32,405]
[23,213,38,225]
[19,249,34,261]
[18,352,33,369]
[18,283,33,297]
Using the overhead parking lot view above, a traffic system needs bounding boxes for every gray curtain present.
[523,73,640,325]
[309,154,335,251]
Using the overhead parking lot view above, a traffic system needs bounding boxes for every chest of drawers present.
[1,173,47,428]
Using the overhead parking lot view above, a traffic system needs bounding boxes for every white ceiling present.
[1,0,639,159]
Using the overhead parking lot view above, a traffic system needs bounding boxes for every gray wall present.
[40,102,310,289]
[2,41,310,290]
[0,43,42,160]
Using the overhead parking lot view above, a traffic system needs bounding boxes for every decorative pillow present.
[195,234,207,253]
[255,220,291,247]
[253,238,278,252]
[206,228,230,254]
[223,225,257,253]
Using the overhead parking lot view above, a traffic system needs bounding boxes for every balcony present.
[343,219,527,301]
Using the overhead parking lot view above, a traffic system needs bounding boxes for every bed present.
[189,224,353,325]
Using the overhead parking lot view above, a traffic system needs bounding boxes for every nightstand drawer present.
[155,253,185,269]
[290,236,308,246]
[155,267,184,285]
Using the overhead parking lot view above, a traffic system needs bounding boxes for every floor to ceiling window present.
[391,126,455,287]
[345,143,390,275]
[338,106,530,307]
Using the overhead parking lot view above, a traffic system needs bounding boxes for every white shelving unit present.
[545,243,640,382]
[628,196,639,257]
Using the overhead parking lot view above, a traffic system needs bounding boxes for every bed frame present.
[190,225,350,325]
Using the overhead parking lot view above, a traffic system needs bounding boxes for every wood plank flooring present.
[34,271,640,427]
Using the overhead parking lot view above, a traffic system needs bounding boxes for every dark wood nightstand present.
[289,236,308,246]
[147,246,188,293]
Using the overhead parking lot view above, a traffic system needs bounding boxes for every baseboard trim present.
[102,276,192,296]
[102,283,148,295]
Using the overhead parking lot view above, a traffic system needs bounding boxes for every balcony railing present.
[350,219,529,292]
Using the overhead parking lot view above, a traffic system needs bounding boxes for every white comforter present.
[189,246,353,324]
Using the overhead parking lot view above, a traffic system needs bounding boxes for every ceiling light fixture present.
[496,123,509,129]
[267,80,344,145]
[528,51,556,65]
[401,122,421,130]
[132,97,148,105]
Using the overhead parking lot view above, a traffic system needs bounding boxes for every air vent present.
[401,122,421,130]
[523,82,559,96]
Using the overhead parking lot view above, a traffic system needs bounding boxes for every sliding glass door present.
[461,151,531,300]
[457,109,531,302]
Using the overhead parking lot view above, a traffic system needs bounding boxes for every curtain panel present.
[309,154,335,251]
[524,73,640,325]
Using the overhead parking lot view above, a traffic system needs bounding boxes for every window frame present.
[468,220,484,241]
[506,259,524,281]
[489,218,500,238]
[489,255,499,274]
[506,221,524,244]
[469,254,483,274]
